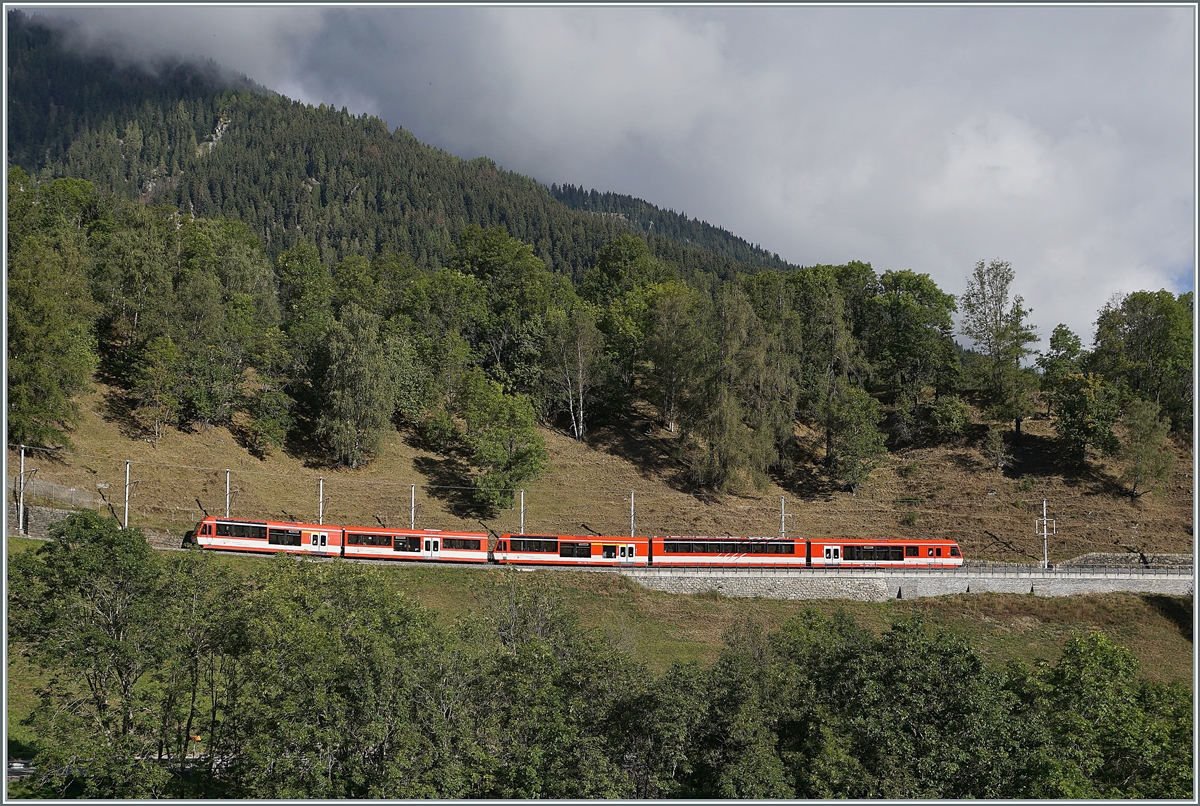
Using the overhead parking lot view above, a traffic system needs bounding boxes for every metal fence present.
[7,475,98,510]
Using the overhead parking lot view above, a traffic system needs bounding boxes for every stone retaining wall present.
[7,503,182,549]
[625,572,894,602]
[1057,552,1194,569]
[7,503,78,539]
[623,569,1194,601]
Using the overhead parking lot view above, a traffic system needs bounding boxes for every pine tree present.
[1118,399,1175,498]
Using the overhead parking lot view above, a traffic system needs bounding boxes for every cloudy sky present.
[19,4,1197,345]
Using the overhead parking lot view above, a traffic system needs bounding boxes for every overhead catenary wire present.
[7,443,1162,506]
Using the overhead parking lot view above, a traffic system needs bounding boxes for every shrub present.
[928,395,971,440]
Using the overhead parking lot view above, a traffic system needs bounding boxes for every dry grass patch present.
[9,381,1193,563]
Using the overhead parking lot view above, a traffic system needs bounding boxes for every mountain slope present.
[6,10,796,283]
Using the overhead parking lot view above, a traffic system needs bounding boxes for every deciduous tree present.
[1036,323,1084,416]
[9,512,171,798]
[313,303,398,468]
[461,368,548,511]
[1052,373,1120,466]
[866,269,957,410]
[959,259,1039,437]
[1089,290,1193,433]
[542,301,607,440]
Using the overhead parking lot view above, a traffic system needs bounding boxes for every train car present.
[493,534,650,567]
[648,535,963,568]
[190,516,343,557]
[342,525,489,563]
[809,537,962,568]
[649,536,808,568]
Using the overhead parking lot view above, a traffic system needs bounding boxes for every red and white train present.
[187,516,963,569]
[188,516,489,563]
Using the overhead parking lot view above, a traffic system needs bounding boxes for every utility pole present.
[124,460,131,529]
[781,497,787,540]
[630,490,635,538]
[225,469,231,518]
[18,446,25,534]
[1037,498,1056,569]
[318,477,324,525]
[410,484,416,529]
[520,489,525,535]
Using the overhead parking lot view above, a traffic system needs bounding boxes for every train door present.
[619,544,636,565]
[307,530,329,556]
[422,536,440,560]
[823,544,841,566]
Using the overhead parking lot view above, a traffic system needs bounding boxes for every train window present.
[393,536,421,552]
[444,538,482,551]
[512,539,558,552]
[216,522,267,539]
[268,529,302,547]
[498,541,507,552]
[833,548,840,559]
[628,545,635,557]
[858,546,898,561]
[928,548,934,557]
[603,545,617,559]
[906,546,918,557]
[747,542,793,554]
[824,548,831,559]
[348,533,393,547]
[950,546,961,557]
[620,546,627,558]
[935,547,942,557]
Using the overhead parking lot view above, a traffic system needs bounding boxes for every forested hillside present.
[6,7,1193,512]
[550,182,797,273]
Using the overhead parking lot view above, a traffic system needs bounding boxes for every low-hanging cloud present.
[19,5,1194,346]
